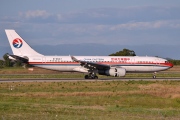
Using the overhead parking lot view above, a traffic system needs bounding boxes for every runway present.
[0,77,180,82]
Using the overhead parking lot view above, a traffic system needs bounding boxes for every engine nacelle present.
[105,68,126,77]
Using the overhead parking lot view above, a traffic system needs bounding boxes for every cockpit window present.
[165,61,169,63]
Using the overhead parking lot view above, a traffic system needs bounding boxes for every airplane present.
[5,29,173,79]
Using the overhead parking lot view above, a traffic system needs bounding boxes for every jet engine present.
[104,68,126,77]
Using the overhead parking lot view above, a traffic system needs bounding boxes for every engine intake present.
[105,68,126,77]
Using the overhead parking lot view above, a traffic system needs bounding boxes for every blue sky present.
[1,0,180,59]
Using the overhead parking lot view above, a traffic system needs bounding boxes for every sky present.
[0,0,180,59]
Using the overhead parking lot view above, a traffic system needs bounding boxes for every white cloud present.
[19,10,50,19]
[1,6,180,47]
[109,20,180,30]
[57,14,64,20]
[11,6,179,26]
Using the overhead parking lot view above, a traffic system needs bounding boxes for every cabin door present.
[42,57,46,63]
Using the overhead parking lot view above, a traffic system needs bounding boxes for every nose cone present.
[169,62,174,68]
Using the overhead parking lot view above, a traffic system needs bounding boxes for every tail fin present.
[5,29,43,57]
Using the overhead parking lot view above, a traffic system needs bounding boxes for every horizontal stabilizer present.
[8,54,28,63]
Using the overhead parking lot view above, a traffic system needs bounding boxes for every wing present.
[71,56,110,70]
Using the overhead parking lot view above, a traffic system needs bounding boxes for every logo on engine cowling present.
[13,38,23,48]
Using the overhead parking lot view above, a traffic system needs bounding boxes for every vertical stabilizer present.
[5,29,43,57]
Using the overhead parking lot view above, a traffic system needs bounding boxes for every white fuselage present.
[28,55,172,73]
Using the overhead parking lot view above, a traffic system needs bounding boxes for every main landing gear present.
[84,73,98,79]
[152,72,157,79]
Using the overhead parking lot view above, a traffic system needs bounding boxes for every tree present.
[14,60,22,67]
[3,53,11,67]
[0,60,4,68]
[109,48,136,56]
[3,53,13,67]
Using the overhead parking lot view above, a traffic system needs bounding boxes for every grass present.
[0,66,180,119]
[0,81,180,119]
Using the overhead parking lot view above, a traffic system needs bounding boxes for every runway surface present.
[0,78,180,82]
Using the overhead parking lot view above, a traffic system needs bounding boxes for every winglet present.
[71,56,79,62]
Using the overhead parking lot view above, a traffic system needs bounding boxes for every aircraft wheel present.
[85,75,89,79]
[153,75,156,79]
[153,72,157,79]
[94,76,98,79]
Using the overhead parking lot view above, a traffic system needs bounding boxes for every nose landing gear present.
[153,72,157,79]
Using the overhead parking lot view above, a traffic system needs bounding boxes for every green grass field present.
[0,66,180,119]
[0,81,180,120]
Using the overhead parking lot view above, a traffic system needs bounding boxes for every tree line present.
[109,48,136,56]
[0,53,23,68]
[168,60,180,65]
[0,49,180,68]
